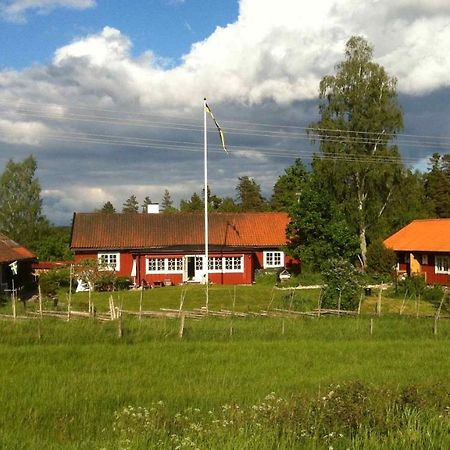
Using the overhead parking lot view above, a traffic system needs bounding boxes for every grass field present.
[0,283,449,449]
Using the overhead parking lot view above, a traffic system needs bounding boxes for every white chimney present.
[147,203,160,214]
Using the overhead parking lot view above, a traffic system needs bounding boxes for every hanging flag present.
[9,260,18,275]
[205,103,228,153]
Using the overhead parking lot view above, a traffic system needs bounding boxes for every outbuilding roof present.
[0,234,35,264]
[384,218,450,252]
[71,212,290,251]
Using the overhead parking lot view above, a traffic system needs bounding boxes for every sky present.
[0,0,450,224]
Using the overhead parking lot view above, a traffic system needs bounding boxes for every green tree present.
[161,189,177,213]
[236,176,267,211]
[309,36,403,268]
[0,155,48,249]
[180,192,203,212]
[271,159,309,211]
[33,226,74,261]
[376,168,432,237]
[141,196,153,213]
[217,197,239,212]
[287,161,359,271]
[122,195,139,213]
[202,186,223,210]
[321,258,364,310]
[99,201,116,213]
[425,153,450,217]
[366,239,397,278]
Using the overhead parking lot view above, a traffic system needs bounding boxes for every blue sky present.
[0,0,449,224]
[1,0,239,68]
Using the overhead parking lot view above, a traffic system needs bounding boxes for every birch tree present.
[309,36,403,269]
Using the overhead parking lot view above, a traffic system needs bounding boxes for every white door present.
[184,255,206,282]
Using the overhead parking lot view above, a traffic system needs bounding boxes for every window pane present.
[195,257,203,270]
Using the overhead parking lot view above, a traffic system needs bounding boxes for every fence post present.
[377,286,383,317]
[139,287,143,321]
[370,318,374,335]
[179,312,185,338]
[117,311,123,338]
[12,279,16,321]
[433,293,446,336]
[38,284,43,318]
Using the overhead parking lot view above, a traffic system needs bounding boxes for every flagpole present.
[204,98,209,312]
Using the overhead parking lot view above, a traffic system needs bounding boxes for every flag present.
[9,260,18,275]
[205,103,228,153]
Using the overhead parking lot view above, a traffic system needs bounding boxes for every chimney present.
[147,203,160,214]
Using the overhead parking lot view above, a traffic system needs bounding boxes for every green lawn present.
[0,281,449,448]
[0,315,449,448]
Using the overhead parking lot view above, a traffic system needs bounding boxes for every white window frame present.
[98,252,120,271]
[435,255,449,274]
[146,257,184,274]
[208,256,223,272]
[263,251,284,269]
[207,256,244,273]
[167,257,183,272]
[421,254,428,265]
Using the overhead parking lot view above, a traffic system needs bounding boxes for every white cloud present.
[1,0,450,223]
[1,0,95,23]
[0,118,49,145]
[40,0,450,110]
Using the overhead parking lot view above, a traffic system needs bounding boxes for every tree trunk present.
[356,173,368,270]
[359,225,367,269]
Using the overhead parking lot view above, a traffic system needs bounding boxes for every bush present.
[422,284,445,303]
[321,258,363,310]
[95,274,132,291]
[366,240,397,277]
[399,274,427,298]
[38,268,71,297]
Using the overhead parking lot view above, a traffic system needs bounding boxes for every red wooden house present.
[0,233,35,292]
[70,211,295,286]
[384,218,450,285]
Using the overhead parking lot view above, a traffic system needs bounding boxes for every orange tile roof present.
[0,234,35,263]
[384,219,450,252]
[71,212,290,250]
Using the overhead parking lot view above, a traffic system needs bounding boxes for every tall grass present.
[0,316,449,448]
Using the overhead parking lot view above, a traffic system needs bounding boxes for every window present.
[208,257,223,271]
[147,258,165,273]
[167,258,183,272]
[98,252,120,271]
[263,251,284,268]
[207,256,243,273]
[421,254,428,265]
[435,255,449,274]
[146,257,183,273]
[195,256,203,271]
[224,256,243,271]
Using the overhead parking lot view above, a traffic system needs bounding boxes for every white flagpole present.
[204,98,209,312]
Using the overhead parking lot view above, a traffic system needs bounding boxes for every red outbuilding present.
[70,211,296,286]
[384,218,450,285]
[0,233,35,292]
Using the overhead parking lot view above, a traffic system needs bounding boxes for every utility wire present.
[1,96,450,143]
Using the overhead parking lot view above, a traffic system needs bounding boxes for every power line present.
[1,97,450,144]
[4,105,450,153]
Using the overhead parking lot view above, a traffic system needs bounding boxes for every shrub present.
[321,258,363,310]
[366,240,397,278]
[422,284,445,303]
[38,268,71,297]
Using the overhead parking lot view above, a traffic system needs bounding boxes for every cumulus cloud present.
[1,0,450,222]
[0,118,49,145]
[0,0,95,23]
